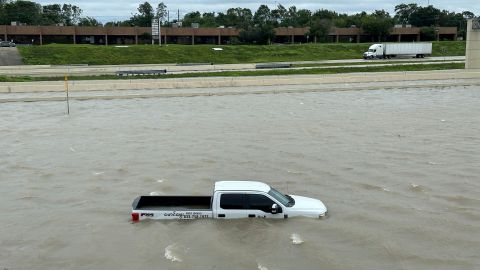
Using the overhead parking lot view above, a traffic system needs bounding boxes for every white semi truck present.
[131,181,327,221]
[363,43,432,59]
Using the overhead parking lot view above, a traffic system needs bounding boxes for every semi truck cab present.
[363,44,384,59]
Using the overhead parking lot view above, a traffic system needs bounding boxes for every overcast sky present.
[33,0,478,23]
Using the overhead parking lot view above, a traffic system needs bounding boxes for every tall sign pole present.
[152,18,159,45]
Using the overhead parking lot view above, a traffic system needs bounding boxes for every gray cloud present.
[33,0,478,23]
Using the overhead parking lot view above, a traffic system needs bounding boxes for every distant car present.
[0,41,16,47]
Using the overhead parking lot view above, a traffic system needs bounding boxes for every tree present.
[239,24,275,44]
[308,18,332,42]
[4,0,43,25]
[202,12,217,27]
[104,21,132,27]
[408,5,441,27]
[361,10,393,42]
[156,2,167,22]
[271,4,287,26]
[462,11,475,19]
[286,6,299,26]
[296,9,312,27]
[78,16,101,26]
[0,1,7,25]
[224,7,252,28]
[182,11,201,27]
[394,3,418,24]
[420,27,436,41]
[40,3,82,26]
[312,9,338,20]
[129,2,154,27]
[241,5,276,44]
[277,5,300,27]
[138,2,153,17]
[41,4,63,25]
[61,4,82,25]
[253,5,273,26]
[215,12,227,26]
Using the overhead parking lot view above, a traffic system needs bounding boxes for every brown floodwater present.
[1,85,479,270]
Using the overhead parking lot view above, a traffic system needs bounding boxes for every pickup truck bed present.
[132,196,212,211]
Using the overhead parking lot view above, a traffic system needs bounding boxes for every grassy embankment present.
[17,41,465,65]
[0,63,464,82]
[0,41,464,82]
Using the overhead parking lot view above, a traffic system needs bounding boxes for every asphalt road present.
[0,56,466,77]
[0,47,23,66]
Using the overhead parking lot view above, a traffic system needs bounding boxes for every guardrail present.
[255,63,292,69]
[176,63,213,66]
[116,70,167,76]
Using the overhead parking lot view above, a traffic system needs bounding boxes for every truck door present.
[377,44,383,58]
[245,193,284,219]
[215,193,247,219]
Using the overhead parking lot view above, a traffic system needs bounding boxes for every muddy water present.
[1,86,479,270]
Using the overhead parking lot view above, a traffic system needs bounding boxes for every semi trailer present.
[363,43,432,59]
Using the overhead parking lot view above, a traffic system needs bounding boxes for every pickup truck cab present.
[131,181,327,221]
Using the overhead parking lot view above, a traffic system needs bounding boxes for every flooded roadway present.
[1,85,479,269]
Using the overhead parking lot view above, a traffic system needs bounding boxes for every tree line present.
[0,0,100,26]
[0,0,476,44]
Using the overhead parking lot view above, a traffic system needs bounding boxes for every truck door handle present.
[218,214,225,218]
[248,214,255,218]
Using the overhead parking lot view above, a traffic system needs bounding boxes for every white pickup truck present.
[131,181,327,221]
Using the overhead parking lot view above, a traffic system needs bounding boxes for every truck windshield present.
[368,49,375,52]
[268,188,294,207]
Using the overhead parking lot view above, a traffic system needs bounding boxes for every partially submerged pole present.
[64,74,70,115]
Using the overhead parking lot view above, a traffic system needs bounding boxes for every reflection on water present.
[1,86,479,269]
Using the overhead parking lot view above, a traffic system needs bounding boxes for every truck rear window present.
[220,194,244,209]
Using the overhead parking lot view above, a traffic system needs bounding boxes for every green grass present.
[17,41,465,66]
[0,75,34,82]
[431,41,466,56]
[0,63,465,82]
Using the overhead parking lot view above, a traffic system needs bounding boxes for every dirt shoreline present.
[0,69,479,94]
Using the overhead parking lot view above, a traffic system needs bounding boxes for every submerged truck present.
[363,43,432,59]
[131,181,327,221]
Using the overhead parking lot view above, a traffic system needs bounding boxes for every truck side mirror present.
[271,204,278,214]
